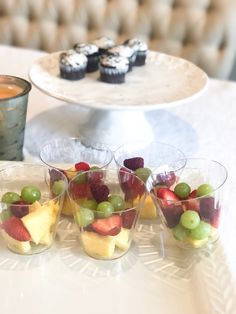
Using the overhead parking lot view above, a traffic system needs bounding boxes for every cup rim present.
[39,137,114,171]
[0,75,32,100]
[0,163,68,204]
[114,140,186,170]
[148,157,228,201]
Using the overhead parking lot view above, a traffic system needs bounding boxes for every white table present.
[0,46,236,314]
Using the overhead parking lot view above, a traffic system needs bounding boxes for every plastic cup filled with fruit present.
[0,164,67,254]
[68,168,147,260]
[39,137,113,216]
[114,141,186,220]
[147,158,228,249]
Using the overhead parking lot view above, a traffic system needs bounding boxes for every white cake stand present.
[29,51,208,148]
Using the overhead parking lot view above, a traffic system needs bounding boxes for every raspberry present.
[90,184,109,203]
[75,162,90,171]
[123,157,144,171]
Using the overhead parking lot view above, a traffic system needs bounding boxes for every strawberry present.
[123,157,144,171]
[91,215,122,236]
[1,216,30,241]
[156,188,179,202]
[75,162,90,171]
[122,208,137,229]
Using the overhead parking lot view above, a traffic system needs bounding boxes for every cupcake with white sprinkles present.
[93,36,115,55]
[106,45,136,71]
[99,55,129,84]
[124,38,148,66]
[59,50,88,80]
[73,43,99,72]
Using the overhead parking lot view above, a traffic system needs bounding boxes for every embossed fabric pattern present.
[0,0,235,78]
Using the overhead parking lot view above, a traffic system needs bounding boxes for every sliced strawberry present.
[122,208,137,229]
[75,162,90,171]
[156,188,179,202]
[1,216,30,241]
[91,215,122,236]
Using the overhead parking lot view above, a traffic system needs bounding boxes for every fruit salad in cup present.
[68,168,146,260]
[0,164,67,254]
[148,158,228,249]
[39,138,113,216]
[114,141,186,219]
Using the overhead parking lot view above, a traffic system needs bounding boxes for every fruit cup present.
[114,141,186,219]
[68,168,147,260]
[0,164,67,254]
[39,137,113,216]
[147,158,228,249]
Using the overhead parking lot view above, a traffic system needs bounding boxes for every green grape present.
[134,167,152,183]
[82,199,97,211]
[21,186,41,204]
[96,201,114,218]
[108,194,125,211]
[180,210,200,230]
[172,224,190,241]
[190,221,212,240]
[174,182,191,199]
[52,180,66,196]
[0,209,12,222]
[196,184,214,197]
[1,192,20,204]
[76,207,94,227]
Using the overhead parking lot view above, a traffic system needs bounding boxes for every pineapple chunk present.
[40,231,53,246]
[114,228,130,251]
[188,237,209,248]
[81,231,115,259]
[29,201,42,213]
[140,195,157,219]
[65,166,77,180]
[61,195,74,216]
[21,201,57,245]
[1,230,31,254]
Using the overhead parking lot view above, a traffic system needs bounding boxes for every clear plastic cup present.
[0,164,67,254]
[39,137,113,216]
[114,141,186,219]
[147,158,228,249]
[68,168,147,260]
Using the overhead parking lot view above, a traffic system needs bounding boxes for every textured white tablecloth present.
[0,45,236,314]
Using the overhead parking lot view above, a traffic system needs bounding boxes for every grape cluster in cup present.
[153,174,220,248]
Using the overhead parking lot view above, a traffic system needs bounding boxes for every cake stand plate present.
[29,51,208,146]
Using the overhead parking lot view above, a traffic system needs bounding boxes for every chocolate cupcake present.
[73,43,99,73]
[106,45,136,71]
[124,39,148,66]
[93,36,115,55]
[59,50,88,80]
[99,55,129,84]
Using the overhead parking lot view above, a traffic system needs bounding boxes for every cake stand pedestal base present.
[78,109,154,149]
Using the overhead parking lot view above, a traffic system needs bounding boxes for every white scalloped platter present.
[29,51,208,110]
